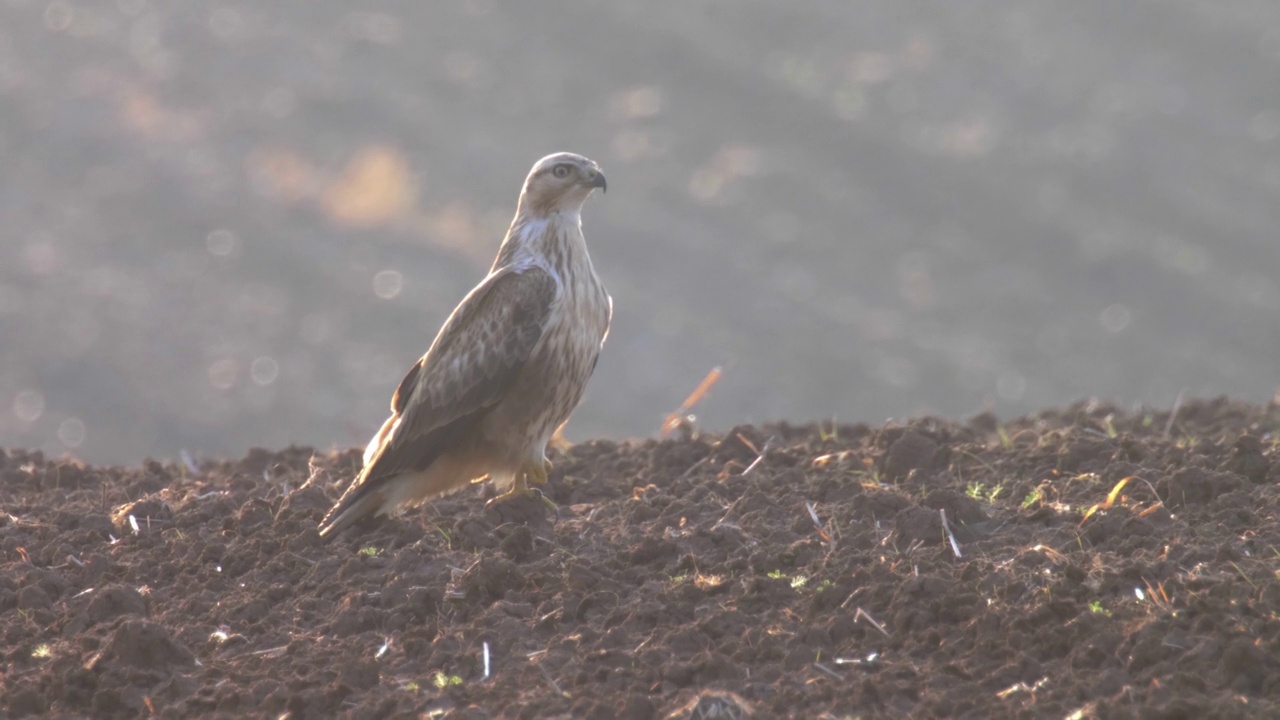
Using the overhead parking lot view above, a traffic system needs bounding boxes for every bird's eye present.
[552,164,571,178]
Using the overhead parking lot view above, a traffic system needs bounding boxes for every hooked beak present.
[587,168,607,194]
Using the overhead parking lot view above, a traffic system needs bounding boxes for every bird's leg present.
[484,458,558,515]
[530,456,552,487]
[484,469,528,506]
[533,457,558,514]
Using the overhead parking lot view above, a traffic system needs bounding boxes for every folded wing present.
[318,266,557,538]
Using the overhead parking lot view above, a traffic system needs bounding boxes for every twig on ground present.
[676,455,710,482]
[1133,475,1167,514]
[660,366,722,437]
[812,662,843,681]
[286,551,317,567]
[1030,544,1066,563]
[1079,476,1134,527]
[805,501,833,545]
[940,509,962,558]
[181,449,199,475]
[741,436,775,476]
[997,676,1049,699]
[301,454,326,490]
[854,607,891,638]
[1163,389,1186,440]
[534,661,567,698]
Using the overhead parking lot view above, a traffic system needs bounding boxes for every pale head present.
[519,152,607,217]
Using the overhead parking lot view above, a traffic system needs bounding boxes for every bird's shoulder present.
[439,263,559,346]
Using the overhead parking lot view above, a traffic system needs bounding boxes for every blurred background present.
[2,1,1279,465]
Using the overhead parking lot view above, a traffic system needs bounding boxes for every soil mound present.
[3,398,1280,718]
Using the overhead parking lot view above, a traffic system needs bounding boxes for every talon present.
[482,458,557,517]
[484,470,530,509]
[532,487,561,520]
[483,490,519,510]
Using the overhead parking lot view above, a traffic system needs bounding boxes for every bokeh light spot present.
[250,356,279,386]
[373,270,403,299]
[58,418,86,448]
[13,390,45,423]
[848,52,893,85]
[25,238,61,276]
[877,356,918,388]
[323,145,415,227]
[609,86,663,122]
[1099,304,1131,334]
[44,1,74,32]
[209,358,239,390]
[206,229,239,257]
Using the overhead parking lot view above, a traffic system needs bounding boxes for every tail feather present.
[317,478,387,541]
[318,443,483,540]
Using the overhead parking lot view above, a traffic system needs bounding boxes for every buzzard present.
[318,152,612,539]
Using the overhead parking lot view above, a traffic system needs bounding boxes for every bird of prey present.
[318,152,612,539]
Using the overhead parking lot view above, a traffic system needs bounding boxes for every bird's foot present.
[483,473,530,508]
[483,459,558,518]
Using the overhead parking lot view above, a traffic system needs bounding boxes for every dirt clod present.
[84,585,148,625]
[882,429,940,481]
[88,619,195,670]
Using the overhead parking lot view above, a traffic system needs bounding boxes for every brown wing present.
[591,293,614,376]
[318,267,557,537]
[389,355,422,416]
[360,358,422,465]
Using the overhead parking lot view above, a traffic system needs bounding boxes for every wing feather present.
[318,266,557,537]
[360,357,422,464]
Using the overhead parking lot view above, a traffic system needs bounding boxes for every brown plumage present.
[318,152,612,539]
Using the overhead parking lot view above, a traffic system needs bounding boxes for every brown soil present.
[4,397,1280,719]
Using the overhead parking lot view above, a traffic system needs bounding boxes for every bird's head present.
[520,152,607,216]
